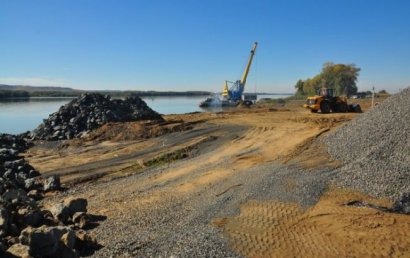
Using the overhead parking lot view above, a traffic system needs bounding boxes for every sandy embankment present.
[25,99,409,257]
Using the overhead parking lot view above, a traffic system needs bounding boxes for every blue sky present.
[1,0,409,93]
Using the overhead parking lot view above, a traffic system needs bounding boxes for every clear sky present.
[1,0,409,93]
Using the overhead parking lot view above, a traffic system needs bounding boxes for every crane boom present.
[240,42,258,86]
[200,42,258,108]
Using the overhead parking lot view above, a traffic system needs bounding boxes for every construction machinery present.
[199,42,258,108]
[303,88,361,113]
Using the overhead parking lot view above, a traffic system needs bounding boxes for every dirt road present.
[27,103,410,257]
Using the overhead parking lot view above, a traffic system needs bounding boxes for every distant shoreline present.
[0,85,293,100]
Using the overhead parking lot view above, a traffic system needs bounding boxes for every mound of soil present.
[84,119,198,142]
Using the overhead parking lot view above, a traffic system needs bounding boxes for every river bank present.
[21,95,409,257]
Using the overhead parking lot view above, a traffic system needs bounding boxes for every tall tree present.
[294,80,304,95]
[294,63,360,96]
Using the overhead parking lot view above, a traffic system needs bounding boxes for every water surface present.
[0,94,290,134]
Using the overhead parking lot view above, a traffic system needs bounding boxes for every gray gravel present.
[323,87,410,199]
[54,150,335,257]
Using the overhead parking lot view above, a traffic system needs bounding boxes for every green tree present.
[294,63,360,96]
[294,80,304,95]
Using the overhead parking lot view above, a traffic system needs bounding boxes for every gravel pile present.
[323,87,410,200]
[0,134,98,257]
[31,93,163,141]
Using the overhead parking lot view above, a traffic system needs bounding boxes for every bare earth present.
[25,99,410,257]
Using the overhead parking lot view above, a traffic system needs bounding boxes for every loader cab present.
[317,88,334,98]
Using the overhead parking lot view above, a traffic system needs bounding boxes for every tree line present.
[0,90,31,99]
[294,62,360,96]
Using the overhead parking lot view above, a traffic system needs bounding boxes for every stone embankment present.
[1,134,99,257]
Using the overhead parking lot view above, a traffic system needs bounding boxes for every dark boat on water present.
[199,96,238,108]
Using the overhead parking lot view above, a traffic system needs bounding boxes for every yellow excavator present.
[303,88,362,113]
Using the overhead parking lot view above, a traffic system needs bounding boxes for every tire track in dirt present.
[214,189,410,257]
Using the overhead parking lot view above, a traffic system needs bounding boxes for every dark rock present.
[19,225,75,257]
[0,208,9,237]
[0,134,98,255]
[74,230,99,255]
[7,224,19,237]
[18,208,43,227]
[50,203,71,223]
[64,198,87,216]
[43,176,61,191]
[24,178,42,191]
[392,193,410,214]
[0,134,32,152]
[2,189,33,206]
[72,212,88,229]
[3,169,15,180]
[0,240,5,253]
[28,170,40,178]
[5,243,31,258]
[61,231,76,250]
[26,190,43,201]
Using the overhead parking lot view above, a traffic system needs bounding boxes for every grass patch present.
[144,148,191,167]
[258,98,287,104]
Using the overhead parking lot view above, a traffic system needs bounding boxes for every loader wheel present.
[320,101,331,114]
[335,102,348,112]
[348,103,363,113]
[310,109,318,113]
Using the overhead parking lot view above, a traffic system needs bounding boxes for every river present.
[0,94,291,134]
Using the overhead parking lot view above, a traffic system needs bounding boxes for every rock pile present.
[0,134,98,257]
[31,93,164,141]
[0,134,41,198]
[324,87,410,200]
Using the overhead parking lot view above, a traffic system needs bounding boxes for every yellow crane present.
[200,42,258,108]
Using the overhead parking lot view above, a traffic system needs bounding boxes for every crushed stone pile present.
[323,87,410,200]
[31,93,164,141]
[0,134,99,257]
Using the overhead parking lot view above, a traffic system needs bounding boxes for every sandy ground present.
[26,99,409,257]
[214,189,409,257]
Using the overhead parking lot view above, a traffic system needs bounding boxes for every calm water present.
[0,94,291,134]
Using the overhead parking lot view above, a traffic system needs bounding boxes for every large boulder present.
[43,176,61,192]
[19,226,77,257]
[64,198,87,215]
[50,204,71,223]
[50,198,88,224]
[2,189,34,207]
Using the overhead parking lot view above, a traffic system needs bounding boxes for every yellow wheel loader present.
[303,88,362,113]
